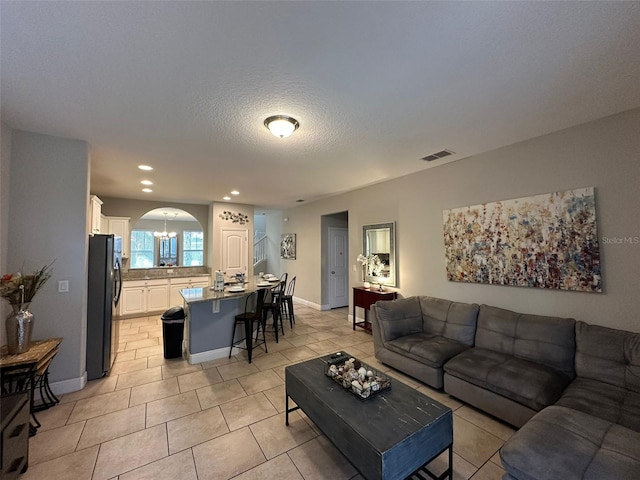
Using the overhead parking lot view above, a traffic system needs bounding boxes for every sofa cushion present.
[419,296,479,347]
[374,297,423,342]
[500,405,640,480]
[475,305,576,377]
[386,332,469,369]
[574,321,640,393]
[444,348,571,411]
[556,377,640,432]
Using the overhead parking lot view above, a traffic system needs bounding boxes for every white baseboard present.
[189,346,235,365]
[48,372,87,396]
[293,296,330,311]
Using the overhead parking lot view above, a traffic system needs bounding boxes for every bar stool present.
[281,276,296,327]
[229,290,267,363]
[263,281,286,342]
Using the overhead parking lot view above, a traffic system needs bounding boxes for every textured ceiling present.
[2,1,640,208]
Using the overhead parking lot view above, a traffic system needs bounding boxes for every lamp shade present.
[264,115,299,138]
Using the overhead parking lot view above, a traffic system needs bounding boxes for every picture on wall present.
[443,187,601,292]
[281,233,296,259]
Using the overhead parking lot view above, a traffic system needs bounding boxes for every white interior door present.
[221,228,248,278]
[328,227,349,308]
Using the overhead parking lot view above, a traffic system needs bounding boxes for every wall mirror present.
[130,207,204,268]
[362,221,397,287]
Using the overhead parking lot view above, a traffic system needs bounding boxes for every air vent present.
[421,149,454,162]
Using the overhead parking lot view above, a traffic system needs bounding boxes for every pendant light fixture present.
[264,115,300,138]
[153,213,177,239]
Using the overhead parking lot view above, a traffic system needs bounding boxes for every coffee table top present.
[285,353,452,453]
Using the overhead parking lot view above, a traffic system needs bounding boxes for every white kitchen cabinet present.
[119,284,146,317]
[147,283,169,311]
[119,279,169,317]
[169,276,210,306]
[105,216,131,258]
[89,195,103,234]
[100,215,108,236]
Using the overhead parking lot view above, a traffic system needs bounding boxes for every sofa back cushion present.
[575,321,640,392]
[419,296,479,347]
[476,305,576,377]
[374,296,423,342]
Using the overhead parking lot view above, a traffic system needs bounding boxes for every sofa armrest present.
[371,297,422,349]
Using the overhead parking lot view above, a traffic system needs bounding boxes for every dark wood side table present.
[352,287,397,332]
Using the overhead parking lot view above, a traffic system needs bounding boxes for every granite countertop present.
[180,280,278,305]
[122,267,210,281]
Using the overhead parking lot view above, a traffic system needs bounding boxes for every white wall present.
[285,109,640,332]
[8,129,90,385]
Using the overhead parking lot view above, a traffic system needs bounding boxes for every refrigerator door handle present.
[114,258,123,306]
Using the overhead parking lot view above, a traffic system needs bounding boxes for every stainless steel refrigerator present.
[87,234,123,380]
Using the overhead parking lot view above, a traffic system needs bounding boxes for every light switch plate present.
[58,280,69,293]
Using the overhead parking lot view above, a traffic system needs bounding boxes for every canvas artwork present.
[281,233,296,259]
[443,187,601,292]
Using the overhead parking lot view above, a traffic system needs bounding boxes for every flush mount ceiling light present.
[138,165,154,171]
[140,180,153,186]
[264,115,299,138]
[142,188,153,193]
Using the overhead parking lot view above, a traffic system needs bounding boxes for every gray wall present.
[265,210,284,276]
[100,196,209,268]
[285,109,640,332]
[0,122,12,347]
[7,129,90,383]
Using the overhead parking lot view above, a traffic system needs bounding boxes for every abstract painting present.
[281,233,296,259]
[443,187,601,292]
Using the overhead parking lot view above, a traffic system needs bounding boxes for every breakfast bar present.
[180,280,276,364]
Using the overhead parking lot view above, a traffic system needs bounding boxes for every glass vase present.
[6,302,34,354]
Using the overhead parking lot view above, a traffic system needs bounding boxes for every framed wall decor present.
[443,187,601,293]
[362,222,397,287]
[281,233,296,259]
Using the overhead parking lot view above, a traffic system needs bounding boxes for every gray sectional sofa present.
[371,296,478,389]
[370,296,640,480]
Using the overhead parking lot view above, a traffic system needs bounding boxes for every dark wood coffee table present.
[285,354,453,480]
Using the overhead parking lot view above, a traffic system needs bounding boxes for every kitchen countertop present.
[122,267,210,281]
[180,281,278,305]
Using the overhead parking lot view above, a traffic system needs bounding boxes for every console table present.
[353,287,397,332]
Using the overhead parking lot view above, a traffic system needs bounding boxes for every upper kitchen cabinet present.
[89,195,103,234]
[104,216,131,258]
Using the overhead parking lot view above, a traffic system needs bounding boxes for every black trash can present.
[161,306,186,359]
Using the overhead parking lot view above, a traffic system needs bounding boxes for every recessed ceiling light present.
[142,188,153,193]
[223,196,231,201]
[138,165,153,171]
[231,190,240,195]
[140,180,153,186]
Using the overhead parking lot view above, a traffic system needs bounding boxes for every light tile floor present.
[27,304,514,480]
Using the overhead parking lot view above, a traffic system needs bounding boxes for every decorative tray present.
[324,352,391,400]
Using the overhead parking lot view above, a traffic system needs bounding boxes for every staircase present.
[254,233,267,271]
